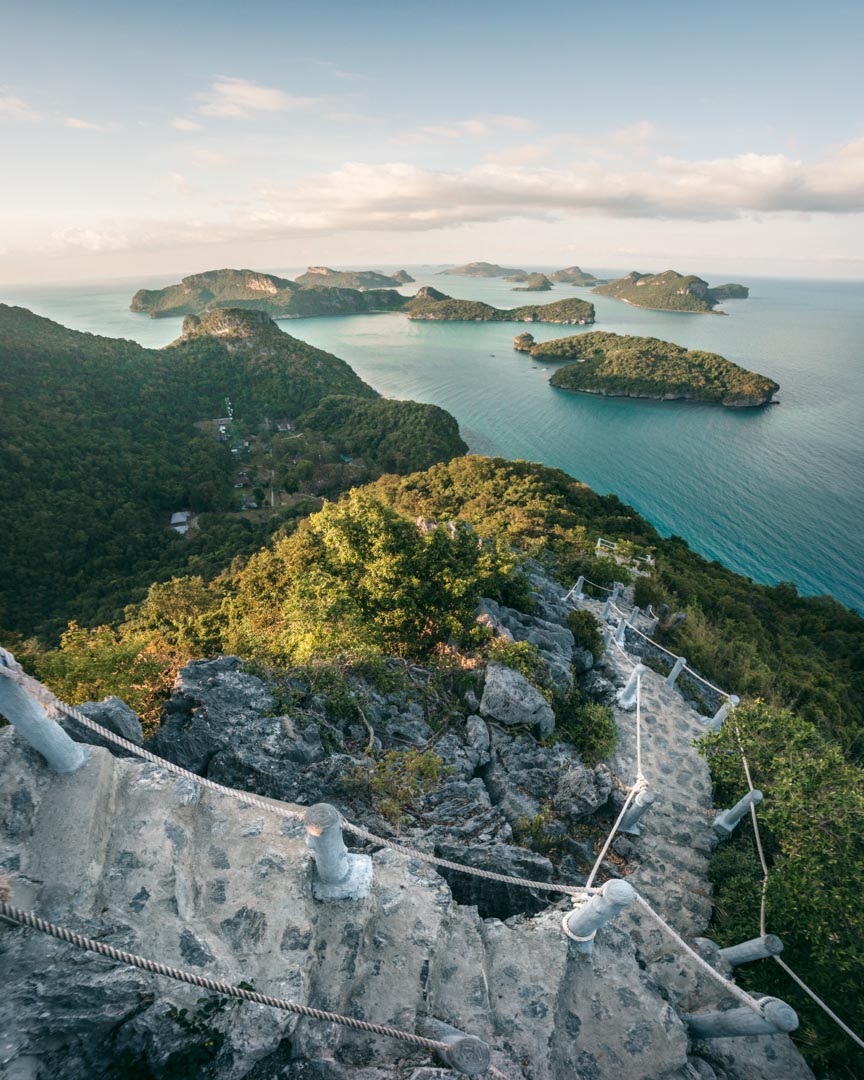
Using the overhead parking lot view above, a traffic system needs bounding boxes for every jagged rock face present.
[479,663,556,736]
[413,286,450,302]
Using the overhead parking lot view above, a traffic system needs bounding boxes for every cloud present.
[172,116,203,131]
[392,114,534,144]
[64,116,117,132]
[255,141,864,232]
[23,137,864,260]
[0,90,42,122]
[196,76,319,118]
[191,149,237,169]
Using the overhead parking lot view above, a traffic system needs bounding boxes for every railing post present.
[628,605,641,626]
[617,663,647,710]
[573,575,585,600]
[611,582,622,602]
[666,655,687,688]
[304,803,373,900]
[601,597,612,619]
[417,1018,491,1076]
[0,670,87,774]
[602,628,613,653]
[683,995,798,1038]
[708,694,740,731]
[718,934,784,967]
[619,789,655,836]
[615,616,628,646]
[714,789,763,837]
[564,879,636,954]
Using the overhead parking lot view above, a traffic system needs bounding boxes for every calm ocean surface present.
[3,269,863,613]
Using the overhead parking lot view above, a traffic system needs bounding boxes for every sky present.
[1,0,863,283]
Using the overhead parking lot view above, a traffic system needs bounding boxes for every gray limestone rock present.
[479,663,555,736]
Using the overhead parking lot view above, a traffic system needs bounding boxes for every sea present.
[3,268,863,614]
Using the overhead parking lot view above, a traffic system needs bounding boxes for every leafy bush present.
[487,638,549,693]
[566,609,603,660]
[556,697,618,763]
[633,575,666,611]
[350,749,447,828]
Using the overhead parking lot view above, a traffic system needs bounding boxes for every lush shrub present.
[566,609,604,660]
[633,575,666,611]
[350,749,447,828]
[556,697,618,763]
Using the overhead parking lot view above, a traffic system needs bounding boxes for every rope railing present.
[0,901,502,1070]
[3,639,863,1054]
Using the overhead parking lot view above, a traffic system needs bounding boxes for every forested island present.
[593,270,749,313]
[293,266,414,289]
[511,272,553,292]
[535,330,779,406]
[131,268,407,319]
[0,304,465,640]
[406,287,594,324]
[438,261,529,278]
[548,265,607,286]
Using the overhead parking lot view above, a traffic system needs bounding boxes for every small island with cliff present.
[530,330,778,406]
[593,270,749,313]
[406,287,594,324]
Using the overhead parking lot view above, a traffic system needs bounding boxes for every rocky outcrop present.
[479,663,556,736]
[513,332,535,352]
[0,563,813,1079]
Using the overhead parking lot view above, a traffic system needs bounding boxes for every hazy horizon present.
[2,0,863,284]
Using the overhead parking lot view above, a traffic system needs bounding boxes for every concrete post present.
[564,879,636,954]
[601,598,612,619]
[684,995,798,1039]
[647,617,660,636]
[618,663,647,710]
[615,617,628,646]
[619,789,656,836]
[628,605,641,626]
[666,655,687,688]
[718,934,784,967]
[714,789,763,837]
[0,675,87,774]
[418,1018,491,1076]
[574,575,585,600]
[709,694,740,731]
[304,803,373,900]
[611,582,622,602]
[602,628,613,653]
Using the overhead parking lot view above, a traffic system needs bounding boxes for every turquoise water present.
[3,270,863,612]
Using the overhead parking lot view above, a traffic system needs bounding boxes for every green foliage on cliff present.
[293,266,412,289]
[548,266,604,286]
[0,306,466,641]
[593,269,749,312]
[699,700,864,1078]
[405,294,595,324]
[543,331,779,405]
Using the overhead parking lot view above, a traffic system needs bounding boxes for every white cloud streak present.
[196,76,319,118]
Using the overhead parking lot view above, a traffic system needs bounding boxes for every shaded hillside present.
[538,331,779,406]
[438,261,528,277]
[548,265,606,286]
[0,306,466,641]
[594,270,749,312]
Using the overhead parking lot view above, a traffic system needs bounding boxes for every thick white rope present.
[682,665,730,699]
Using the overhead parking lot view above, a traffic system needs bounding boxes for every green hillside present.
[0,305,465,640]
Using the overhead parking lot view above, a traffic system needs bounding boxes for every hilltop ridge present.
[594,270,749,313]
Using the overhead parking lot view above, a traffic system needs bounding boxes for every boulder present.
[479,663,555,736]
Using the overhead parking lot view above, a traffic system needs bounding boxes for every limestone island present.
[511,273,553,292]
[437,261,528,278]
[535,331,778,407]
[130,268,407,319]
[513,332,535,351]
[406,287,594,325]
[548,265,608,286]
[293,266,414,289]
[593,270,749,313]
